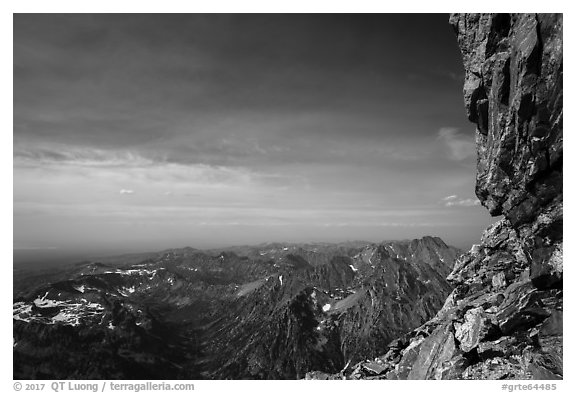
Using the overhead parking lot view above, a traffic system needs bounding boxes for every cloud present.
[437,127,476,161]
[433,69,465,82]
[442,195,481,207]
[119,189,135,195]
[13,14,494,251]
[14,144,153,168]
[13,143,294,189]
[447,198,481,207]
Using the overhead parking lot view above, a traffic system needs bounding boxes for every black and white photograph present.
[10,6,564,385]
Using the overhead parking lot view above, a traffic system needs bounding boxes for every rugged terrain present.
[14,238,461,379]
[13,13,562,381]
[307,13,563,380]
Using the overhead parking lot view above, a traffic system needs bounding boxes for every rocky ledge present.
[307,13,562,380]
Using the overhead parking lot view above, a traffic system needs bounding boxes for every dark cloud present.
[14,14,469,146]
[14,14,494,251]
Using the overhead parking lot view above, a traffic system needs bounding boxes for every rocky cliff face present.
[444,14,562,379]
[309,13,563,380]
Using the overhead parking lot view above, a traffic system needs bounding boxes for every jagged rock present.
[528,240,562,289]
[477,336,521,360]
[528,310,563,379]
[451,13,563,225]
[304,371,342,380]
[449,219,530,289]
[404,323,464,379]
[362,360,387,375]
[538,310,562,339]
[462,356,531,380]
[454,307,499,352]
[492,272,507,290]
[343,13,563,380]
[392,336,426,379]
[527,353,562,380]
[495,280,560,335]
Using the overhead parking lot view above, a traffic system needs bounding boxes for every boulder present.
[454,307,499,352]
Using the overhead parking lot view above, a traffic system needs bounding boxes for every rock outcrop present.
[312,13,563,380]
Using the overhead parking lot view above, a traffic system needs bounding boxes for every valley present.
[13,237,461,379]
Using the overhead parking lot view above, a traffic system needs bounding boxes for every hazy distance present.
[14,14,498,260]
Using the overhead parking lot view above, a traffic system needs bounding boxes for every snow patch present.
[349,264,358,272]
[279,275,283,286]
[322,304,331,312]
[34,293,61,308]
[116,268,159,279]
[13,297,105,327]
[435,250,445,262]
[118,286,136,296]
[52,310,81,326]
[183,266,199,272]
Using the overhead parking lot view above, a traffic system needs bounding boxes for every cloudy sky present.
[14,14,496,254]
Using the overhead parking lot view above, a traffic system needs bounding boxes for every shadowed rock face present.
[312,14,562,381]
[454,14,562,227]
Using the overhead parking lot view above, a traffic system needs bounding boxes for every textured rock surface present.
[308,13,562,381]
[453,13,563,226]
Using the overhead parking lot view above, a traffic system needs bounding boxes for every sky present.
[13,13,498,255]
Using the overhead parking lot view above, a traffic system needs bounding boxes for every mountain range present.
[12,12,563,381]
[13,237,461,379]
